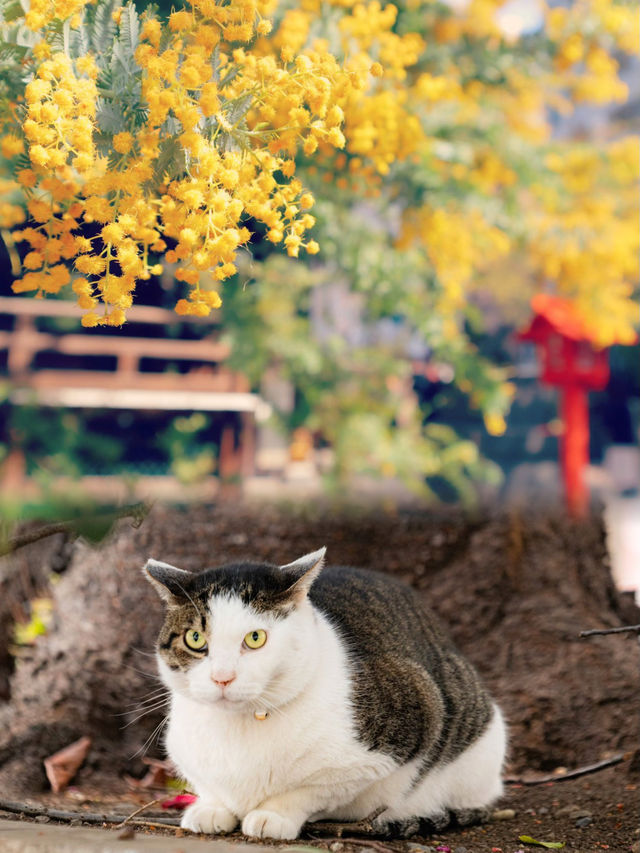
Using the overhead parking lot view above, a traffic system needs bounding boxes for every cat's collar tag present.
[254,710,269,721]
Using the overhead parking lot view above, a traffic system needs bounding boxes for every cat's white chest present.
[164,615,395,818]
[166,702,300,809]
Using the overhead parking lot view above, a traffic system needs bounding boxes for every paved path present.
[605,493,640,603]
[0,818,273,853]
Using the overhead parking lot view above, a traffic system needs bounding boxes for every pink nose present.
[212,674,236,689]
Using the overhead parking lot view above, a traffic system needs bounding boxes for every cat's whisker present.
[131,646,158,659]
[117,688,171,713]
[124,687,171,706]
[117,696,171,716]
[130,715,169,761]
[120,699,171,727]
[122,662,163,681]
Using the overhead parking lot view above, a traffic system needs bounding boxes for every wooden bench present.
[0,296,264,486]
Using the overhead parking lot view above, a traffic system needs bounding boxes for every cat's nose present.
[211,673,236,688]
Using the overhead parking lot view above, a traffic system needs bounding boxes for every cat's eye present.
[244,629,267,649]
[184,629,207,651]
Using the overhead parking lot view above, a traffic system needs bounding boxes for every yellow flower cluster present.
[23,0,92,31]
[528,138,639,347]
[9,0,364,324]
[397,207,510,340]
[11,52,97,301]
[546,0,637,103]
[3,0,638,351]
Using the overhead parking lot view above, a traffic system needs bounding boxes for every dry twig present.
[340,838,399,853]
[579,624,640,638]
[505,752,624,785]
[115,798,161,828]
[307,807,387,838]
[0,797,180,828]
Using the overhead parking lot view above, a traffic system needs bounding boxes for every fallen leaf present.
[519,836,566,849]
[125,757,175,790]
[44,736,92,793]
[161,794,197,809]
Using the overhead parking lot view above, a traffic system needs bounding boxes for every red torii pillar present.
[518,295,613,517]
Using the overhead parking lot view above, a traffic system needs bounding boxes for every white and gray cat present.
[144,547,506,840]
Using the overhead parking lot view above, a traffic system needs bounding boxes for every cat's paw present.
[181,801,237,834]
[242,808,300,840]
[372,811,450,838]
[450,805,490,827]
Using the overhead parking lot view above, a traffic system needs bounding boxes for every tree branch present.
[0,504,148,558]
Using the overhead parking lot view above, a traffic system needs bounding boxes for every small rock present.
[630,841,639,853]
[330,844,344,852]
[453,847,468,853]
[116,827,136,840]
[69,819,82,827]
[491,808,516,821]
[575,815,593,828]
[408,845,431,853]
[555,804,580,817]
[34,815,50,823]
[538,807,549,815]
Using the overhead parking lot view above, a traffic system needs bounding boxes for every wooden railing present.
[0,296,260,484]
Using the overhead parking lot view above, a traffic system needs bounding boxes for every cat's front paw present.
[181,800,237,834]
[242,808,300,840]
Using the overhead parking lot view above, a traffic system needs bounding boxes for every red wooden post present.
[560,383,589,517]
[517,295,635,517]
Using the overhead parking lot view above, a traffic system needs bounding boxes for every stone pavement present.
[0,818,273,853]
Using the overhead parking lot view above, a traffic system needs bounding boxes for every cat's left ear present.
[279,546,326,601]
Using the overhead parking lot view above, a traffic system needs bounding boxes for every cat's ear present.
[143,558,193,604]
[279,546,326,601]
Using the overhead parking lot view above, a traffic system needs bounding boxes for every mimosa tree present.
[0,0,638,496]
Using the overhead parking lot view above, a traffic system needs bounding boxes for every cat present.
[144,547,506,840]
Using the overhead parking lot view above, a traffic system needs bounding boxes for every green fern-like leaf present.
[1,0,23,24]
[96,100,126,134]
[224,93,252,125]
[119,2,140,57]
[86,0,119,58]
[152,136,186,184]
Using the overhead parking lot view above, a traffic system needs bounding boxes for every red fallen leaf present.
[44,736,92,793]
[125,757,175,790]
[161,794,197,809]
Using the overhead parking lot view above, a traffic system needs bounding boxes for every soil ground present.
[1,763,638,853]
[0,501,639,852]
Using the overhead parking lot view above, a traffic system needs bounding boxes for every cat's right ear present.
[143,559,193,604]
[279,546,326,602]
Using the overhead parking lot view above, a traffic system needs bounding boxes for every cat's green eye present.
[184,629,207,651]
[244,629,267,649]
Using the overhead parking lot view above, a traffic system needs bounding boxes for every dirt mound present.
[0,502,638,794]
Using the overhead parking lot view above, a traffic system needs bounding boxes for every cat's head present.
[144,548,326,713]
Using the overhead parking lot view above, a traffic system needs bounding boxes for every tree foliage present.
[0,0,638,497]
